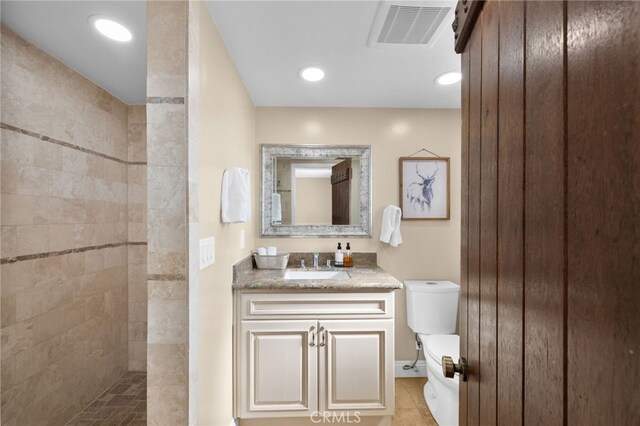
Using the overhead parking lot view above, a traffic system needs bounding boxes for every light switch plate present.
[240,230,245,249]
[200,237,215,270]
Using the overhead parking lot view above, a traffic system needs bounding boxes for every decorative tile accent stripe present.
[146,97,185,104]
[147,274,187,281]
[0,122,148,166]
[0,242,148,264]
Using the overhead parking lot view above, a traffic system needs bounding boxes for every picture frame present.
[399,157,450,220]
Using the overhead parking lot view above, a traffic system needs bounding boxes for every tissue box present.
[254,252,289,270]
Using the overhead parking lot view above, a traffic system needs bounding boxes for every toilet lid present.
[424,334,460,366]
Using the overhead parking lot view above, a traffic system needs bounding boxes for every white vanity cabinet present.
[234,291,396,420]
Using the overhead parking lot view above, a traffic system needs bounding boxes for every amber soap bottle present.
[344,242,353,267]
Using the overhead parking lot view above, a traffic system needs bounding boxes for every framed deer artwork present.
[399,157,450,220]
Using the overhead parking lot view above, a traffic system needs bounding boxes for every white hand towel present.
[380,205,403,247]
[221,168,251,223]
[272,193,282,223]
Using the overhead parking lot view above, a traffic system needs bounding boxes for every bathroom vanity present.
[232,256,402,422]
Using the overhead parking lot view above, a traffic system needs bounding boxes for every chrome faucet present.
[300,259,306,270]
[313,253,320,270]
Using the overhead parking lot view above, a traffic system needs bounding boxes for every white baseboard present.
[394,360,427,377]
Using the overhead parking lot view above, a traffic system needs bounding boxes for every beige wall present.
[1,26,130,424]
[295,177,332,224]
[198,4,256,425]
[256,107,461,360]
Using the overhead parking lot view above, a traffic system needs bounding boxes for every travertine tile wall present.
[127,106,147,371]
[187,1,201,422]
[146,1,192,424]
[0,26,145,424]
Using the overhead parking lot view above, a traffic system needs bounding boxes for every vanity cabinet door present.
[319,319,394,415]
[238,320,318,418]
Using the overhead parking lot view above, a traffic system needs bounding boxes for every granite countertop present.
[232,266,403,291]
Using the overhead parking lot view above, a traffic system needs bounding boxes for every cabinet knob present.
[452,16,459,32]
[442,356,468,382]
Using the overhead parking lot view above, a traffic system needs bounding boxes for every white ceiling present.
[1,1,146,105]
[206,0,461,108]
[1,1,460,108]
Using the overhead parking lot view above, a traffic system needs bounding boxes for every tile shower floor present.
[66,371,146,426]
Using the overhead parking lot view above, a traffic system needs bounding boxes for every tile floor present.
[67,374,431,426]
[393,377,438,426]
[66,371,146,426]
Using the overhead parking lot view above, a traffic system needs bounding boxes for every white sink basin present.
[284,270,350,280]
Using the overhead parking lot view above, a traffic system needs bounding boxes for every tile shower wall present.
[146,1,192,424]
[0,26,145,424]
[127,106,147,372]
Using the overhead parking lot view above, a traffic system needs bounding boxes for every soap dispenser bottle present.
[335,243,344,267]
[344,242,353,267]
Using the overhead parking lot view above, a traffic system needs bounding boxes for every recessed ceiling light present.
[435,71,462,85]
[299,66,325,82]
[89,15,132,42]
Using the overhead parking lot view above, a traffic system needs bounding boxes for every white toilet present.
[405,280,460,426]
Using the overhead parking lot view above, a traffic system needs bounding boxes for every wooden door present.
[238,320,318,418]
[454,0,640,424]
[319,319,394,415]
[331,158,352,225]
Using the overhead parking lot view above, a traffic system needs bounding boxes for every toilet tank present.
[405,280,460,335]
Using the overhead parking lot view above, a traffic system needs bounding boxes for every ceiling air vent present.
[367,1,455,48]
